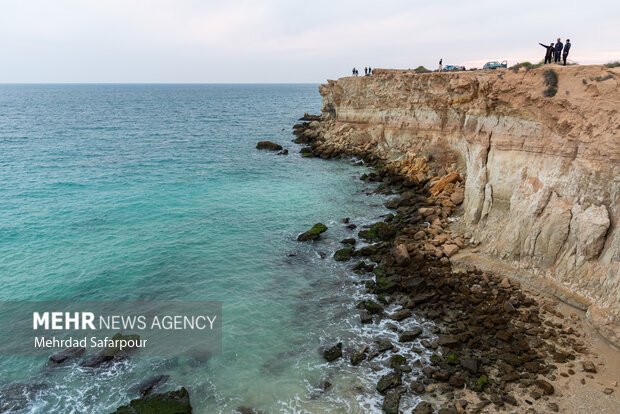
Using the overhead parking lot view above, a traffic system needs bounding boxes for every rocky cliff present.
[313,65,620,346]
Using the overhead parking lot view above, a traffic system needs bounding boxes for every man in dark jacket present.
[554,38,563,63]
[563,39,571,65]
[540,42,555,64]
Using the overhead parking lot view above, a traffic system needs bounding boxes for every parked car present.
[443,65,465,71]
[483,61,508,69]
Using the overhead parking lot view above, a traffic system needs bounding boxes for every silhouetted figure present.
[352,67,356,76]
[563,39,571,65]
[368,67,372,74]
[439,59,443,71]
[554,38,563,63]
[364,67,368,75]
[539,42,554,64]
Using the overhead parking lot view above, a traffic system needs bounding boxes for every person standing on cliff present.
[554,38,563,63]
[539,42,554,64]
[563,39,571,65]
[364,67,368,75]
[352,68,356,76]
[439,59,443,71]
[368,67,372,74]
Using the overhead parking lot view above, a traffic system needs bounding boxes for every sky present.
[0,0,619,83]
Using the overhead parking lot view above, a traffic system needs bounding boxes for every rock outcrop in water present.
[306,65,620,346]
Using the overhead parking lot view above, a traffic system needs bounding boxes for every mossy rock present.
[300,147,314,157]
[112,387,192,414]
[340,238,356,246]
[429,354,442,365]
[375,276,395,293]
[359,222,386,240]
[352,261,370,274]
[390,354,406,368]
[333,248,354,261]
[359,300,384,314]
[372,267,386,277]
[359,222,397,241]
[447,353,459,364]
[297,223,328,241]
[376,293,389,305]
[474,374,489,392]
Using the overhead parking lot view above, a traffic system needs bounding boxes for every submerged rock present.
[350,352,366,366]
[297,223,328,241]
[236,407,264,414]
[49,346,86,363]
[129,375,170,396]
[80,333,141,368]
[256,141,282,151]
[376,371,402,394]
[111,387,192,414]
[0,383,48,412]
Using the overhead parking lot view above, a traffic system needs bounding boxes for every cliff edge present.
[315,65,620,346]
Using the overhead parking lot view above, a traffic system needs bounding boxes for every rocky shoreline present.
[291,114,612,413]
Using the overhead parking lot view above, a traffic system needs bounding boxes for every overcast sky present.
[1,0,618,83]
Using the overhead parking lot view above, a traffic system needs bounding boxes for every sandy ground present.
[451,251,620,413]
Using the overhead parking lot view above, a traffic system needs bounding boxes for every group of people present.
[539,38,572,65]
[352,67,372,76]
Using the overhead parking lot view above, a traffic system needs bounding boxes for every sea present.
[0,84,429,413]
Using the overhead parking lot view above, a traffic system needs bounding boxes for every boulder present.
[359,300,384,315]
[450,188,465,205]
[49,346,85,363]
[111,387,192,414]
[535,379,554,395]
[399,327,423,342]
[323,343,342,362]
[430,173,461,196]
[442,244,459,257]
[297,223,328,241]
[382,391,400,414]
[256,141,283,151]
[350,352,366,366]
[413,401,434,414]
[333,248,354,261]
[376,371,402,394]
[392,244,410,264]
[582,360,597,373]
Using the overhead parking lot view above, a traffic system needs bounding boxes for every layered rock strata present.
[303,65,620,346]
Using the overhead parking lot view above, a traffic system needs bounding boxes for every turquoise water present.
[0,84,430,413]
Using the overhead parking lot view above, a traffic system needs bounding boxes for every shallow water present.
[0,84,429,413]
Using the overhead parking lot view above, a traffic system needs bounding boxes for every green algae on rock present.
[333,248,354,261]
[297,223,328,241]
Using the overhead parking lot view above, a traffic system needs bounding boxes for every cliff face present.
[317,65,620,346]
